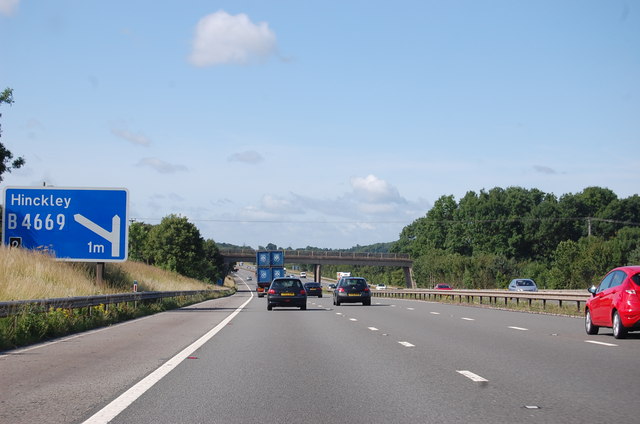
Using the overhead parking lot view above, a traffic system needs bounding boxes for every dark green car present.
[267,278,307,310]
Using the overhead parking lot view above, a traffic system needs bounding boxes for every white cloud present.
[0,0,19,16]
[136,158,187,174]
[261,194,304,214]
[111,127,151,146]
[288,175,426,221]
[350,174,406,204]
[189,10,276,67]
[534,165,557,175]
[228,150,263,164]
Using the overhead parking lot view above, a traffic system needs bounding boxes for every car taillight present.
[268,289,276,294]
[338,287,345,293]
[363,287,370,292]
[301,290,306,295]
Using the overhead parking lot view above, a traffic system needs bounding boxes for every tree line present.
[391,186,640,289]
[128,214,226,284]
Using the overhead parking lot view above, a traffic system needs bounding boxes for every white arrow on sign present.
[73,214,121,257]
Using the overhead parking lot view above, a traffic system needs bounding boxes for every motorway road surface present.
[1,270,638,423]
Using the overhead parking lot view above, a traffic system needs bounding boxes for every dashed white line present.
[461,317,475,321]
[368,327,379,331]
[349,318,358,322]
[398,341,415,347]
[508,326,529,331]
[430,312,441,315]
[585,340,618,347]
[336,312,343,316]
[407,307,415,311]
[457,370,488,382]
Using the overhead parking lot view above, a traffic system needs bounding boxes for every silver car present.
[508,278,538,292]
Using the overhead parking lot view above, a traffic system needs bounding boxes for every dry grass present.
[0,246,228,301]
[115,260,219,292]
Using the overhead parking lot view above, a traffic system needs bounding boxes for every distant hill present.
[217,242,394,253]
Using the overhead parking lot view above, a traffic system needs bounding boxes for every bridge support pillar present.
[314,264,322,283]
[403,267,415,289]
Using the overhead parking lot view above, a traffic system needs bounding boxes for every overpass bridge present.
[220,249,415,288]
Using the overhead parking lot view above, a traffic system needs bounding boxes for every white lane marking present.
[430,312,441,315]
[368,327,379,331]
[336,312,343,316]
[390,305,396,307]
[82,282,254,424]
[349,318,358,322]
[585,340,618,347]
[407,307,415,311]
[457,370,488,382]
[508,326,529,331]
[461,317,475,321]
[398,341,415,347]
[0,314,157,358]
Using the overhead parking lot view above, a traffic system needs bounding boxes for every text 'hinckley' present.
[10,194,72,209]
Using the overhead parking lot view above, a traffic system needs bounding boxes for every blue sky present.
[1,0,638,249]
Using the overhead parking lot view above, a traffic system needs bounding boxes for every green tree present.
[146,214,205,279]
[547,237,615,289]
[128,221,154,263]
[201,238,225,282]
[0,88,25,182]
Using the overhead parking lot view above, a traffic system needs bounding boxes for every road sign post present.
[2,187,129,262]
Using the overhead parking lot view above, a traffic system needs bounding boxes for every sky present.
[0,0,638,250]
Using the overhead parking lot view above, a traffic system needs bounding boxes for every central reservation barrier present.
[372,289,590,312]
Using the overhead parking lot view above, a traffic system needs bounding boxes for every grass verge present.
[0,246,238,350]
[0,290,235,351]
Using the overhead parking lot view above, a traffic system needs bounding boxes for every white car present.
[376,284,387,290]
[300,272,306,278]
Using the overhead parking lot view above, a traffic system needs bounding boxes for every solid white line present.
[82,284,254,424]
[398,341,415,347]
[508,326,529,331]
[0,314,156,359]
[457,370,488,382]
[368,327,379,331]
[585,340,618,347]
[461,317,475,321]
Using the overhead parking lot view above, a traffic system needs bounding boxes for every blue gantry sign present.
[2,187,129,262]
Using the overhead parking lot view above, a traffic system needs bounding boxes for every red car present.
[585,266,640,339]
[434,284,452,290]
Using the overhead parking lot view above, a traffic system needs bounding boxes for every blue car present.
[508,279,538,292]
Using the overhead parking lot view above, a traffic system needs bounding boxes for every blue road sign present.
[2,187,129,262]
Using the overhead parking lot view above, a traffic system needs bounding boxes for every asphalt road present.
[1,270,638,423]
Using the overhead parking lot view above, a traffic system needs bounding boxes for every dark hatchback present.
[267,278,307,310]
[304,282,323,297]
[333,277,371,306]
